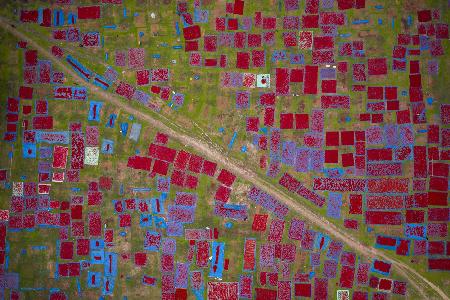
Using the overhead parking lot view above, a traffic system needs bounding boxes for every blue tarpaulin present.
[209,242,225,279]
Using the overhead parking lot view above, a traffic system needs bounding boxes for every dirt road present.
[0,17,447,300]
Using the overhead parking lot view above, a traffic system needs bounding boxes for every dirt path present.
[0,17,447,300]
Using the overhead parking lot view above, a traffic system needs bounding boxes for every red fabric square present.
[204,35,217,52]
[214,185,231,202]
[387,101,399,111]
[201,160,217,177]
[295,114,309,129]
[294,283,311,297]
[217,169,236,187]
[371,113,384,123]
[171,170,186,186]
[227,18,238,30]
[290,69,304,83]
[185,41,198,52]
[341,131,354,145]
[341,153,354,167]
[183,25,201,40]
[216,18,225,31]
[417,10,432,22]
[368,58,387,75]
[135,252,147,266]
[379,279,392,291]
[77,238,90,256]
[174,150,190,171]
[280,113,294,129]
[337,0,354,10]
[326,131,339,146]
[71,205,83,220]
[252,50,265,68]
[263,17,277,30]
[236,52,250,69]
[184,175,198,189]
[136,69,149,85]
[119,214,131,227]
[19,86,33,99]
[152,160,169,176]
[349,194,362,214]
[321,80,336,93]
[60,241,74,259]
[246,117,259,132]
[22,105,32,115]
[325,150,338,163]
[188,154,203,173]
[337,62,348,73]
[302,15,319,28]
[248,34,262,47]
[252,214,268,231]
[396,110,410,124]
[355,131,365,141]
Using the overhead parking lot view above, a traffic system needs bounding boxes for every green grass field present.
[0,0,449,299]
